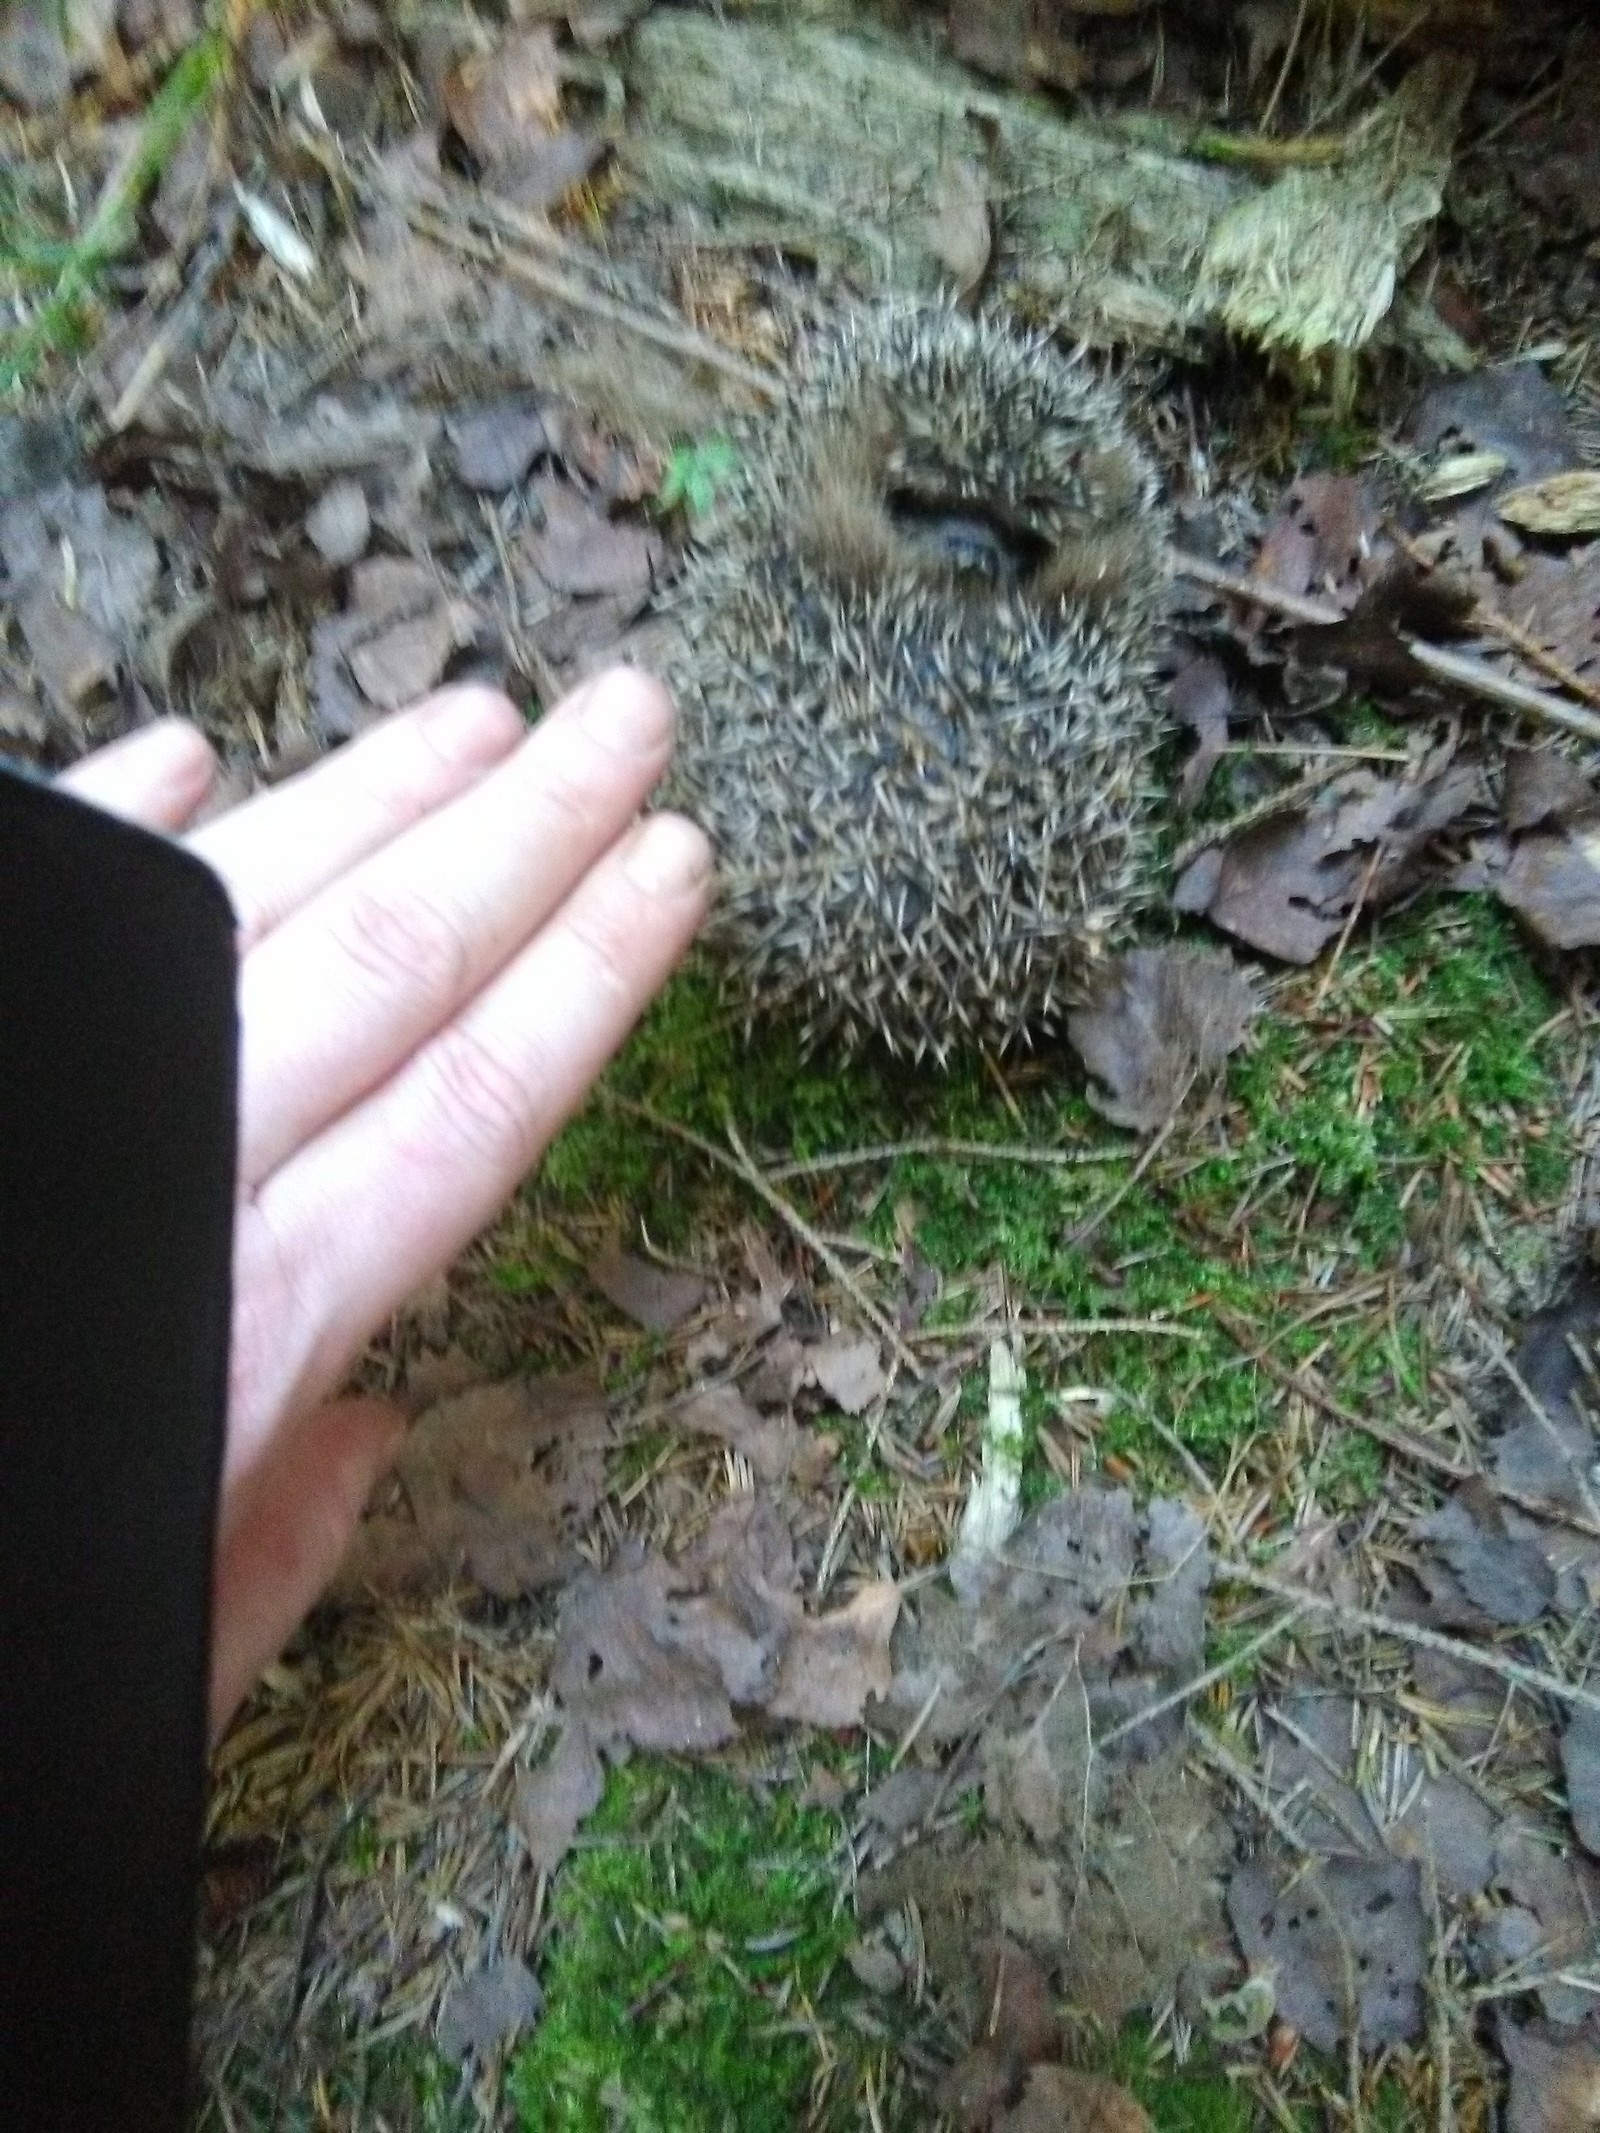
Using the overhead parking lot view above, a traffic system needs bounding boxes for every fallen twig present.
[765,1136,1130,1182]
[1222,1562,1600,1720]
[1171,550,1600,744]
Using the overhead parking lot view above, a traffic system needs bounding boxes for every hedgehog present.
[665,303,1170,1062]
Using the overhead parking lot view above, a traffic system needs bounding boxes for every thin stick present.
[604,1094,917,1372]
[1067,1078,1193,1249]
[1423,1846,1454,2133]
[402,208,781,402]
[1170,551,1600,744]
[1223,1562,1600,1720]
[1186,1715,1316,1854]
[1258,0,1310,134]
[1096,1606,1307,1753]
[909,1314,1202,1344]
[1172,760,1351,875]
[765,1136,1131,1182]
[1213,1306,1600,1540]
[722,1117,921,1376]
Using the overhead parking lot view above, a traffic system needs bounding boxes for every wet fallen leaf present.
[805,1334,886,1415]
[1286,554,1477,696]
[844,1934,905,1996]
[1499,472,1600,538]
[0,482,159,640]
[1066,946,1256,1132]
[1495,1832,1600,2028]
[335,1374,612,1598]
[1500,2019,1600,2133]
[436,1958,543,2062]
[1508,544,1600,692]
[1408,362,1581,568]
[233,394,441,482]
[1459,823,1600,952]
[443,25,603,211]
[1174,748,1480,963]
[13,586,118,721]
[523,480,663,598]
[995,2066,1152,2133]
[348,604,461,712]
[513,1721,605,1877]
[1250,472,1370,612]
[585,1242,706,1333]
[447,400,549,494]
[1226,1855,1425,2052]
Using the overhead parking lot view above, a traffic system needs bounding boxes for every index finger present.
[187,686,526,950]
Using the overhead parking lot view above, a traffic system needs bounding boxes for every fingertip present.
[565,664,677,757]
[623,810,715,897]
[411,683,527,761]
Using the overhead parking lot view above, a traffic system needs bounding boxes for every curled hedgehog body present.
[667,304,1170,1062]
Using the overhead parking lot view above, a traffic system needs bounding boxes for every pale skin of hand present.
[56,670,713,1741]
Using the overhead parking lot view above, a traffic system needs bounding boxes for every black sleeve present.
[0,767,238,2131]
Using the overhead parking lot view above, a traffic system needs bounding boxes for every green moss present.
[511,1763,853,2132]
[528,895,1568,1492]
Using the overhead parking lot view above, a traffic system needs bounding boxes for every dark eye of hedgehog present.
[884,487,1053,587]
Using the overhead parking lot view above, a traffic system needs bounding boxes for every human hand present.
[57,672,713,1738]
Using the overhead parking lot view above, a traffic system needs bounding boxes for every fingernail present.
[415,685,524,753]
[625,813,713,896]
[580,668,675,754]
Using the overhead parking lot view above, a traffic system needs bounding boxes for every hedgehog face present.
[667,302,1171,1061]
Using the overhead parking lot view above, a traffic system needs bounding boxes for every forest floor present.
[5,1,1600,2127]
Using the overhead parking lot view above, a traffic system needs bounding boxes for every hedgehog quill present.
[667,304,1170,1062]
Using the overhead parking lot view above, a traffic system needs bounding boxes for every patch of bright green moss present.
[511,1764,854,2132]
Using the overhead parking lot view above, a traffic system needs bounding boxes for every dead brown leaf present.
[585,1242,707,1333]
[1227,1855,1425,2052]
[523,480,663,598]
[1066,946,1256,1132]
[1174,747,1481,963]
[995,2067,1152,2133]
[1250,472,1370,614]
[1499,2020,1600,2133]
[443,25,603,212]
[676,1384,837,1490]
[1458,823,1600,952]
[436,1957,542,2062]
[769,1579,898,1729]
[1169,654,1232,812]
[805,1334,886,1415]
[447,400,549,495]
[513,1721,605,1877]
[1503,747,1596,833]
[335,1374,611,1599]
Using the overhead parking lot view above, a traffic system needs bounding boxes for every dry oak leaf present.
[1066,946,1256,1131]
[1459,823,1600,952]
[436,1958,543,2062]
[335,1373,611,1598]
